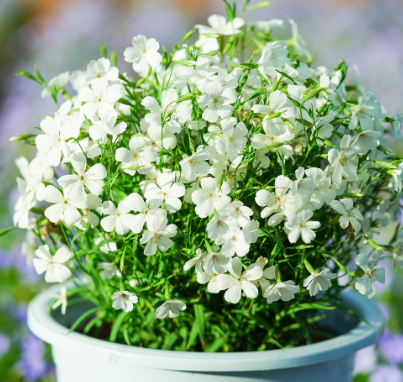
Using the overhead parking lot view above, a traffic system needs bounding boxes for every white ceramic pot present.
[28,285,383,382]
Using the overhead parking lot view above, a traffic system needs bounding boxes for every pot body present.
[28,287,384,382]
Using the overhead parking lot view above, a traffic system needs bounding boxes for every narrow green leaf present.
[247,1,271,10]
[68,307,100,333]
[194,304,205,345]
[109,310,130,342]
[180,29,196,44]
[0,227,18,237]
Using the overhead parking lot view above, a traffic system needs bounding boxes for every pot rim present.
[27,285,384,372]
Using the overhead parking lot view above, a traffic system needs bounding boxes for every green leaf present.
[369,160,396,169]
[338,193,364,198]
[110,51,117,67]
[205,338,226,352]
[180,29,196,44]
[99,43,107,58]
[9,133,37,142]
[186,318,199,350]
[365,236,384,253]
[122,164,144,171]
[34,66,46,85]
[247,1,271,10]
[194,304,205,345]
[304,259,315,274]
[325,254,351,280]
[0,227,18,237]
[204,239,214,253]
[68,307,101,333]
[109,310,130,342]
[223,0,235,21]
[283,303,335,316]
[15,70,42,85]
[228,63,258,70]
[162,333,178,350]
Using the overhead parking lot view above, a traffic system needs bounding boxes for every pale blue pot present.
[28,285,384,382]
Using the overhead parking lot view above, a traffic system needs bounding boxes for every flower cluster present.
[10,9,403,351]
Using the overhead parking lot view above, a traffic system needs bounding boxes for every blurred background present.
[0,0,402,381]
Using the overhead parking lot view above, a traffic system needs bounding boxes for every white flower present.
[217,257,263,304]
[51,286,68,315]
[100,199,136,236]
[33,245,72,283]
[115,136,157,176]
[78,78,122,119]
[190,56,220,85]
[252,90,295,123]
[86,58,119,82]
[289,19,312,61]
[155,300,186,319]
[197,272,220,294]
[141,89,189,133]
[389,162,403,193]
[355,253,385,298]
[192,178,231,218]
[43,186,81,225]
[179,147,210,182]
[223,201,253,227]
[98,262,120,279]
[303,269,337,296]
[16,158,48,201]
[243,220,260,244]
[124,35,162,77]
[146,124,177,151]
[392,110,402,133]
[253,257,276,293]
[220,228,252,257]
[195,14,245,36]
[305,167,336,209]
[255,175,292,225]
[349,91,381,131]
[284,209,320,244]
[144,173,185,213]
[89,110,127,144]
[74,193,102,229]
[198,80,237,123]
[330,198,363,235]
[35,116,79,167]
[139,216,177,256]
[111,291,138,312]
[264,280,300,303]
[258,41,290,79]
[289,167,315,210]
[352,128,381,154]
[123,192,166,233]
[215,121,248,161]
[206,213,238,244]
[203,252,229,274]
[58,153,107,200]
[328,135,359,184]
[184,248,206,273]
[14,194,36,229]
[251,121,294,159]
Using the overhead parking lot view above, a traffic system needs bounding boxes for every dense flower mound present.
[10,7,403,351]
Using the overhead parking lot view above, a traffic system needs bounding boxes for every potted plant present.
[6,2,402,381]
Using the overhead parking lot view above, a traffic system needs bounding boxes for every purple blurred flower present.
[19,334,47,382]
[0,333,10,356]
[370,365,403,382]
[354,345,376,375]
[379,330,403,365]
